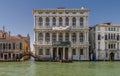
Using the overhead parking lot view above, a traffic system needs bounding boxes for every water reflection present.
[0,61,120,76]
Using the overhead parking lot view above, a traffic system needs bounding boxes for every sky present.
[0,0,120,50]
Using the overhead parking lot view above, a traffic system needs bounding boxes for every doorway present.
[110,52,114,61]
[53,48,57,60]
[58,48,63,60]
[65,48,68,60]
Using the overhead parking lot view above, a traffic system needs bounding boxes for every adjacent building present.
[33,7,89,61]
[0,27,30,61]
[90,23,120,61]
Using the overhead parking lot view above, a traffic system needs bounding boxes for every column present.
[56,17,59,26]
[62,17,65,26]
[63,33,65,41]
[69,16,72,26]
[86,16,88,27]
[50,32,52,44]
[50,47,53,59]
[68,47,72,60]
[84,32,86,43]
[86,31,88,43]
[76,17,79,28]
[63,47,65,60]
[43,32,45,44]
[11,53,13,60]
[43,48,45,56]
[77,32,79,44]
[43,17,46,27]
[57,47,58,58]
[84,17,86,27]
[50,17,53,27]
[69,32,72,42]
[56,32,59,41]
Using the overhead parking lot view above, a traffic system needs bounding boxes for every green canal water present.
[0,61,120,76]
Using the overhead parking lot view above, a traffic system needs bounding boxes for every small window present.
[20,42,22,50]
[65,12,69,14]
[80,49,83,55]
[72,12,76,14]
[46,49,50,55]
[72,49,76,55]
[80,12,84,14]
[39,49,43,55]
[108,27,111,31]
[98,27,100,31]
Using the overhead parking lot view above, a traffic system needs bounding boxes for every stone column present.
[86,31,88,43]
[84,17,86,27]
[43,32,45,44]
[50,17,53,27]
[69,32,72,42]
[76,17,79,28]
[63,47,65,60]
[50,32,52,44]
[56,17,59,26]
[50,47,53,59]
[63,33,65,41]
[62,17,65,26]
[11,53,13,60]
[56,32,59,41]
[77,32,79,44]
[68,47,72,60]
[57,47,58,58]
[69,16,72,26]
[43,48,45,56]
[84,32,86,43]
[43,17,46,27]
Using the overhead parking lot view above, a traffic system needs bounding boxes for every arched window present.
[46,17,49,26]
[80,17,84,27]
[117,34,119,40]
[20,43,22,50]
[72,17,76,26]
[38,33,43,41]
[38,17,43,26]
[111,34,113,39]
[45,33,50,42]
[52,33,56,42]
[9,43,11,50]
[59,33,63,41]
[52,17,56,26]
[108,33,110,39]
[98,34,101,40]
[65,32,69,41]
[113,34,116,39]
[59,17,63,26]
[79,33,84,42]
[105,34,107,40]
[65,17,69,26]
[72,33,76,43]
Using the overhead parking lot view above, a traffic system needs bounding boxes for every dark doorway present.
[53,48,57,60]
[65,48,68,60]
[58,48,63,60]
[110,52,114,61]
[4,54,7,59]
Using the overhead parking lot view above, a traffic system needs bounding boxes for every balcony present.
[34,26,52,30]
[52,41,71,46]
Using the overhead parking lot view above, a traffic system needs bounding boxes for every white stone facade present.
[90,23,120,60]
[33,7,89,61]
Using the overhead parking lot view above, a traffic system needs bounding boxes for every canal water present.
[0,61,120,76]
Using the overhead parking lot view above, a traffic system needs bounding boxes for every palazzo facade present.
[0,27,30,61]
[90,23,120,61]
[33,7,89,61]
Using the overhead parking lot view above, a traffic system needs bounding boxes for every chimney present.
[9,31,11,37]
[3,26,5,32]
